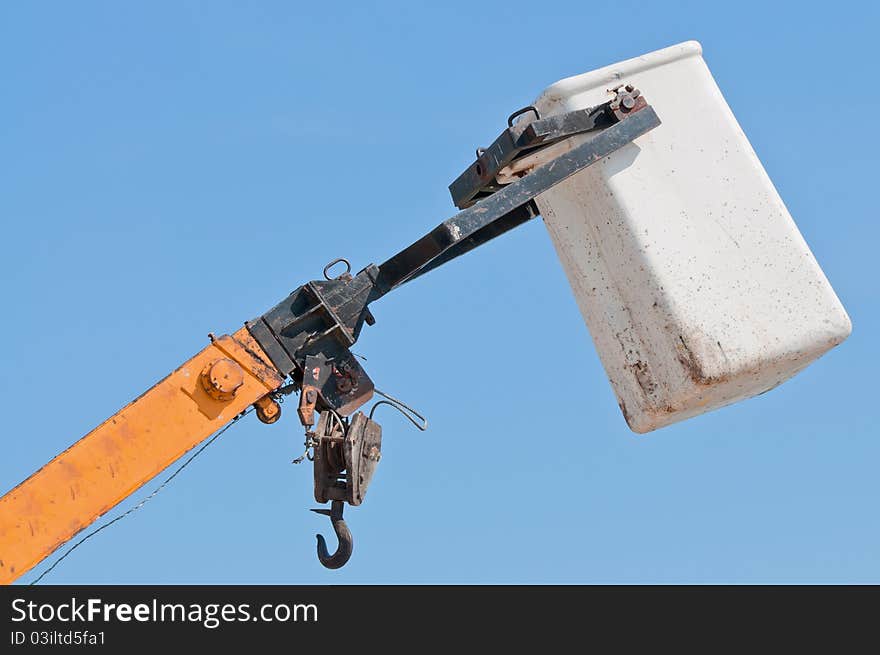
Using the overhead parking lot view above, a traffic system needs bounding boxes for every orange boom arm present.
[0,328,284,584]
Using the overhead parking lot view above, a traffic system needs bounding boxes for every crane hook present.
[310,500,353,569]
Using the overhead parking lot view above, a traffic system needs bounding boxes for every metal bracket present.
[374,98,660,295]
[246,266,377,422]
[449,85,648,210]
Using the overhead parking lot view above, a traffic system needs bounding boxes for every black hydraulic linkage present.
[374,93,658,296]
[448,84,650,209]
[245,86,660,569]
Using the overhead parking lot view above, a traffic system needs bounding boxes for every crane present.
[0,41,852,582]
[0,86,659,582]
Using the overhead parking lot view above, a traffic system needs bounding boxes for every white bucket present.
[531,41,851,432]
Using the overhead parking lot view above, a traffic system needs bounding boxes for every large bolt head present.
[200,358,245,401]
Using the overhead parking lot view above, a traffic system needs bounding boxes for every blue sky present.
[2,1,877,583]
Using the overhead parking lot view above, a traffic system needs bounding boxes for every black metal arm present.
[246,95,660,417]
[372,102,659,298]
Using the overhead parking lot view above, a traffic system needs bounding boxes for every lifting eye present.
[323,258,351,280]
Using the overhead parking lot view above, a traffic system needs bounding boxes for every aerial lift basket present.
[521,41,850,432]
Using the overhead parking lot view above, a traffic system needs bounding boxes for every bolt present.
[622,96,635,110]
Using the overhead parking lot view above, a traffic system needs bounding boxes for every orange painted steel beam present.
[0,327,284,584]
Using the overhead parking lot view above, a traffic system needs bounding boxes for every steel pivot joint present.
[243,90,660,570]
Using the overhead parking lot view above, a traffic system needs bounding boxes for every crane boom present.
[0,90,658,581]
[0,328,284,584]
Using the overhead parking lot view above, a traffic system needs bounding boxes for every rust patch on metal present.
[298,385,318,427]
[214,328,285,391]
